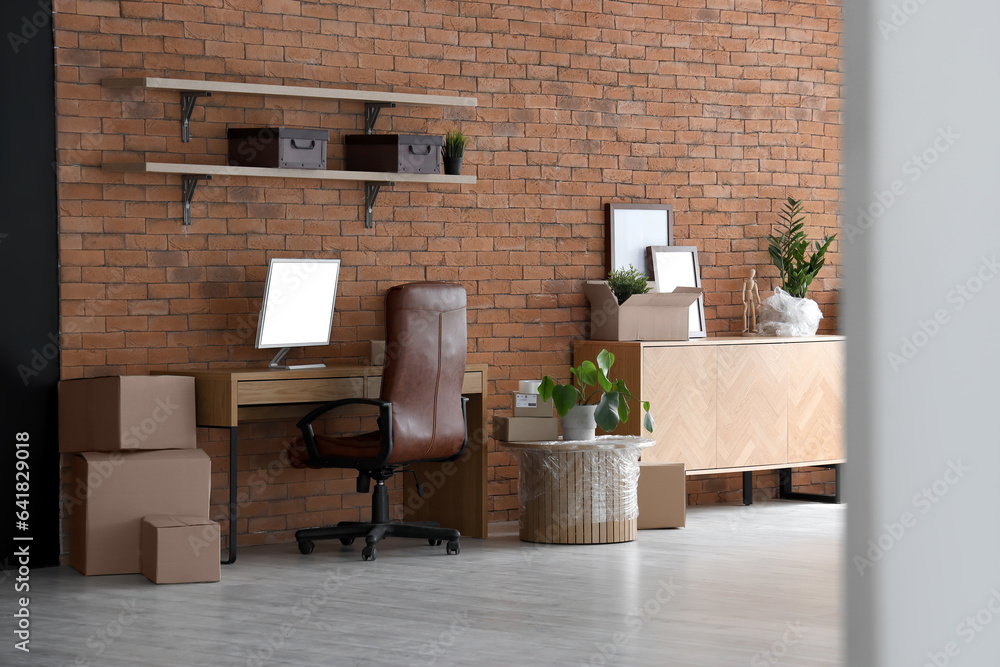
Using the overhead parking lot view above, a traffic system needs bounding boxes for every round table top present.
[500,435,655,452]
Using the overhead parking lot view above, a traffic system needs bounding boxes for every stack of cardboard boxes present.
[59,376,220,584]
[493,380,558,443]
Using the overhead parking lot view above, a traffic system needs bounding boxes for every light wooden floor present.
[7,502,842,666]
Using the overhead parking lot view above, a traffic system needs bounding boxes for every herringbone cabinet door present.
[717,344,788,467]
[788,341,845,463]
[641,346,717,469]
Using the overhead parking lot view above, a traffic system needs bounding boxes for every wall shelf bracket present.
[364,102,395,135]
[182,174,211,226]
[364,181,394,229]
[180,91,212,142]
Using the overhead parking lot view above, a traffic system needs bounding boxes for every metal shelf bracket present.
[364,181,394,229]
[182,174,211,226]
[180,91,212,142]
[364,102,396,135]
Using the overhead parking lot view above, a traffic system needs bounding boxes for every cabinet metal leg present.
[742,471,753,505]
[223,426,238,564]
[779,464,841,504]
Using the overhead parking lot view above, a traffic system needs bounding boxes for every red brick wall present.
[52,0,843,556]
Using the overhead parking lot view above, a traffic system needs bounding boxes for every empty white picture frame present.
[605,203,673,277]
[648,246,707,338]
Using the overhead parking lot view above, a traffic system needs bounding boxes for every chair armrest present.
[296,397,391,430]
[296,398,393,467]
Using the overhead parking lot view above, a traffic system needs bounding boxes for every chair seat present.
[289,431,382,468]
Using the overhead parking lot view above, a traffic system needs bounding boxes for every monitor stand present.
[268,347,326,370]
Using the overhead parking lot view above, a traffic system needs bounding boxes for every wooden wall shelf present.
[103,77,477,140]
[101,76,479,228]
[103,162,476,227]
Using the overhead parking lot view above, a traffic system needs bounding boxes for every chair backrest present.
[381,282,468,463]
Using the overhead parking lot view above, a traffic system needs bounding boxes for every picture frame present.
[605,203,673,277]
[647,245,707,338]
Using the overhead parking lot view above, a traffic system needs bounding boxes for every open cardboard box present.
[583,281,702,341]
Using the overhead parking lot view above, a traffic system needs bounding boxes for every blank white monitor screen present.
[255,258,341,349]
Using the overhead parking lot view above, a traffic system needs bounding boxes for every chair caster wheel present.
[362,545,377,561]
[446,540,460,555]
[298,540,315,555]
[428,539,442,546]
[340,537,355,546]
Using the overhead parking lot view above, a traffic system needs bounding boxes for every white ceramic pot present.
[562,404,598,441]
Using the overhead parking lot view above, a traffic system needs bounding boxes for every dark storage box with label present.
[345,134,444,174]
[227,127,329,170]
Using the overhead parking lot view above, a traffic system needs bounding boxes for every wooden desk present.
[153,364,489,563]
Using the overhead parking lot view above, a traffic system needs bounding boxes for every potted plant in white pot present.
[538,349,654,441]
[760,197,837,336]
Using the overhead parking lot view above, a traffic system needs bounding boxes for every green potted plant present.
[606,264,650,305]
[760,197,837,336]
[538,349,653,441]
[442,129,468,175]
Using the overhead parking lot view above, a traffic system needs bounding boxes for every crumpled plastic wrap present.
[758,286,822,337]
[511,436,646,544]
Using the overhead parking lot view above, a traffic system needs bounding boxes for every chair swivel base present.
[296,521,461,561]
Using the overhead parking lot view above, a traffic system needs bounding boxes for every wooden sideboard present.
[573,337,845,480]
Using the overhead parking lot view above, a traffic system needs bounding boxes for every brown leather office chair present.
[292,282,469,560]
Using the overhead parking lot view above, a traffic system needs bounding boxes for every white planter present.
[561,404,598,441]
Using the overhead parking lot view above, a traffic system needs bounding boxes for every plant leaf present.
[551,384,580,418]
[595,392,620,432]
[572,360,597,389]
[538,376,555,402]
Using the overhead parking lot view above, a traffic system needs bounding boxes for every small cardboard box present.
[637,462,687,529]
[71,449,212,576]
[141,515,221,584]
[59,375,197,453]
[583,281,702,341]
[512,392,554,418]
[493,416,559,443]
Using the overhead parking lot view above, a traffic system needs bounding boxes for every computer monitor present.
[255,258,341,369]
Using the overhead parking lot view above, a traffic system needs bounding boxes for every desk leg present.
[223,426,238,565]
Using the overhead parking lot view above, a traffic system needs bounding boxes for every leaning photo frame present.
[647,245,707,338]
[605,203,673,277]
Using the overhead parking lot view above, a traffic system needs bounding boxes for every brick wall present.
[52,0,843,556]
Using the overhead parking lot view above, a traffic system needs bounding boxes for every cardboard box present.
[637,462,686,529]
[493,416,559,443]
[141,515,221,584]
[512,392,554,418]
[71,449,212,575]
[583,281,702,341]
[59,375,197,453]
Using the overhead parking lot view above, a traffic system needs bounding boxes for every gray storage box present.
[345,134,443,174]
[227,127,329,170]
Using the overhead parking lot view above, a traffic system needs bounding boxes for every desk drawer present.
[238,377,364,406]
[365,371,483,398]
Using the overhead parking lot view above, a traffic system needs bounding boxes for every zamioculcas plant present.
[538,349,654,433]
[767,197,836,299]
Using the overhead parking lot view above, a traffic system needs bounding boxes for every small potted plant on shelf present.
[442,129,468,175]
[606,264,651,305]
[760,197,837,336]
[538,349,654,441]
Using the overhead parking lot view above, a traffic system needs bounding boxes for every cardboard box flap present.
[143,515,213,529]
[77,449,207,463]
[584,281,701,308]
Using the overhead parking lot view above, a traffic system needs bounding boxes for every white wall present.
[844,0,1000,664]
